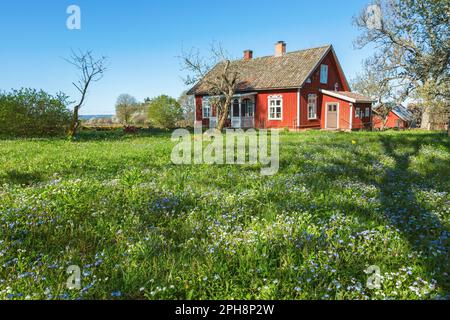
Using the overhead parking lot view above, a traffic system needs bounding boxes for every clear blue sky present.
[0,0,373,115]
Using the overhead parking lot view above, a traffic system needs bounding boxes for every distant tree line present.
[0,88,72,137]
[114,91,194,129]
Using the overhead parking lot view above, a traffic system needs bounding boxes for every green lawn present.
[0,130,449,300]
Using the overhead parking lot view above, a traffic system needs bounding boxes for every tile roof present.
[188,45,332,95]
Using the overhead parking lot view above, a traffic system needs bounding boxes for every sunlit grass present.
[0,129,449,300]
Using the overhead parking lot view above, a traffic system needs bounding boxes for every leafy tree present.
[0,88,71,137]
[354,0,450,129]
[115,94,138,125]
[147,95,183,129]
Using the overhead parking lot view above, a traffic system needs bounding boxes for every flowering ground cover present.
[0,130,449,299]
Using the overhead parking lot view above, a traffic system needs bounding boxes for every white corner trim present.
[297,88,301,127]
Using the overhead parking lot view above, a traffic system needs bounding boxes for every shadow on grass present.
[376,134,450,295]
[74,128,174,142]
[280,132,450,296]
[4,170,43,185]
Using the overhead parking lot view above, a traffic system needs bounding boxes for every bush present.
[0,88,71,137]
[147,95,183,129]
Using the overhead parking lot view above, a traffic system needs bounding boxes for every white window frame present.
[307,94,318,120]
[202,100,211,119]
[268,95,283,120]
[355,107,360,118]
[320,64,329,84]
[365,107,370,118]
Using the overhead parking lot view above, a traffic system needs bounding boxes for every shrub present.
[0,88,71,137]
[147,95,183,129]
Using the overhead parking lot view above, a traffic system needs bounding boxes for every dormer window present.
[320,64,328,84]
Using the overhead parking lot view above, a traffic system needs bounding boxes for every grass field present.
[0,130,449,300]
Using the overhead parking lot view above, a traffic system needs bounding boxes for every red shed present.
[188,42,375,130]
[373,105,415,130]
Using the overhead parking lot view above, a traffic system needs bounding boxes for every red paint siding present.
[300,51,349,128]
[255,90,298,129]
[321,95,372,130]
[194,50,356,130]
[373,112,408,129]
[352,103,372,130]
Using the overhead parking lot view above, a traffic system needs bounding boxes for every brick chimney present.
[243,50,253,60]
[275,41,286,57]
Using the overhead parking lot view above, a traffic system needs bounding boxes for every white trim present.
[320,89,375,104]
[268,95,283,121]
[307,94,318,120]
[349,103,353,129]
[325,102,340,129]
[301,45,351,91]
[320,64,329,84]
[297,88,301,127]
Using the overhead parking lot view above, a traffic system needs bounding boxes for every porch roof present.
[203,92,257,100]
[320,89,375,104]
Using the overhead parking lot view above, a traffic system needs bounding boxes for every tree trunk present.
[68,105,80,138]
[421,109,431,130]
[216,95,232,131]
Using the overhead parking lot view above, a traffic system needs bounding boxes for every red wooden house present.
[373,105,415,130]
[188,42,375,130]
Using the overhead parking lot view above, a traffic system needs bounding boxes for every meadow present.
[0,130,449,300]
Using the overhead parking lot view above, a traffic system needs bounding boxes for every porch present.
[206,93,256,129]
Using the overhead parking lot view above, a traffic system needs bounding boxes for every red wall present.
[352,103,372,130]
[255,89,298,129]
[320,95,372,130]
[373,112,407,129]
[194,50,352,130]
[300,51,349,128]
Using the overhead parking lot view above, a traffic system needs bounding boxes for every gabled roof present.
[320,89,375,103]
[392,105,415,122]
[373,104,415,122]
[188,45,348,95]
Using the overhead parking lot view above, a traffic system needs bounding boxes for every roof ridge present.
[239,44,332,62]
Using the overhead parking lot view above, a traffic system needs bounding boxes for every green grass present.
[0,130,449,300]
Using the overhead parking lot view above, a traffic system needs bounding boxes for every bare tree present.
[115,94,138,125]
[181,43,240,131]
[177,91,196,127]
[354,0,450,129]
[65,50,108,138]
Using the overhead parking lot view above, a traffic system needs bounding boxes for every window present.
[268,96,282,120]
[365,108,370,118]
[355,107,360,118]
[232,99,240,117]
[243,99,254,117]
[306,78,312,84]
[308,94,317,120]
[202,100,211,118]
[320,64,328,84]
